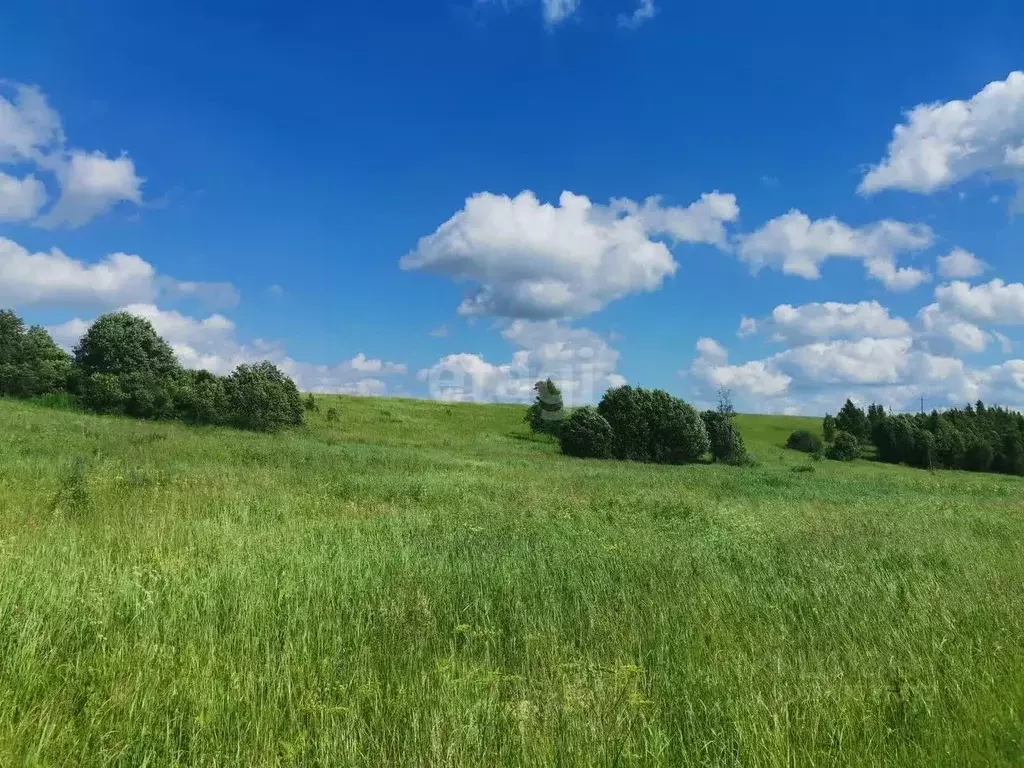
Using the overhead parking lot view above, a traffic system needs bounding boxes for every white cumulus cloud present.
[419,320,622,404]
[750,301,911,345]
[402,189,739,319]
[1,82,145,227]
[860,71,1024,200]
[0,235,237,310]
[0,171,46,221]
[37,150,143,228]
[937,248,987,279]
[735,210,932,290]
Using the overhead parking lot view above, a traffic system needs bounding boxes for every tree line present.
[786,397,1024,476]
[0,309,304,432]
[527,380,750,466]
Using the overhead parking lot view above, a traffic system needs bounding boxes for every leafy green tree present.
[525,378,565,436]
[835,399,870,441]
[827,431,860,461]
[822,414,837,443]
[910,428,937,470]
[703,410,748,465]
[558,406,614,459]
[0,310,73,398]
[74,313,181,419]
[225,361,304,432]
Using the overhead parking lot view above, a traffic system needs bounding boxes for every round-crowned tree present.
[786,430,823,454]
[224,361,304,432]
[525,378,565,436]
[827,430,860,461]
[73,313,180,419]
[558,406,614,459]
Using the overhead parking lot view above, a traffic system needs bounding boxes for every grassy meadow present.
[0,395,1023,766]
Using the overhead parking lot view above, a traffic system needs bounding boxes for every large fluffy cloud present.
[50,304,407,395]
[418,320,623,404]
[0,82,144,227]
[735,210,933,290]
[402,189,738,319]
[0,236,237,310]
[860,71,1024,201]
[745,300,912,345]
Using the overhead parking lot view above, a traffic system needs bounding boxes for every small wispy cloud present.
[618,0,656,29]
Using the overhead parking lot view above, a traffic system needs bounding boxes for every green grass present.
[1,395,1023,766]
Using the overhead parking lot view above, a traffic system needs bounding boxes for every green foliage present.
[597,386,709,464]
[304,393,319,412]
[73,312,180,380]
[822,414,837,443]
[173,369,229,425]
[558,406,613,459]
[325,407,339,423]
[525,378,565,436]
[73,313,181,420]
[827,430,860,461]
[965,439,995,473]
[786,429,823,454]
[853,398,1024,477]
[224,361,304,432]
[0,310,73,399]
[703,410,748,465]
[836,399,870,441]
[910,428,937,470]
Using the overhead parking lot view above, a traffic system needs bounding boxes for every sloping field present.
[1,396,1022,766]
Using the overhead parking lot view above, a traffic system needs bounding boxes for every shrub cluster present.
[824,398,1024,475]
[786,429,823,455]
[0,308,304,432]
[554,385,722,466]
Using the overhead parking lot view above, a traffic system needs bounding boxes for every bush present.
[827,431,859,461]
[325,407,339,423]
[786,430,823,454]
[224,361,304,432]
[304,393,318,412]
[597,386,653,461]
[525,378,565,436]
[703,411,748,465]
[597,386,708,464]
[173,369,229,425]
[648,390,709,464]
[558,406,613,459]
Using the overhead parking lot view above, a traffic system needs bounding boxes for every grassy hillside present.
[1,395,1022,766]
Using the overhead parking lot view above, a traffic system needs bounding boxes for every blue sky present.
[1,0,1023,413]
